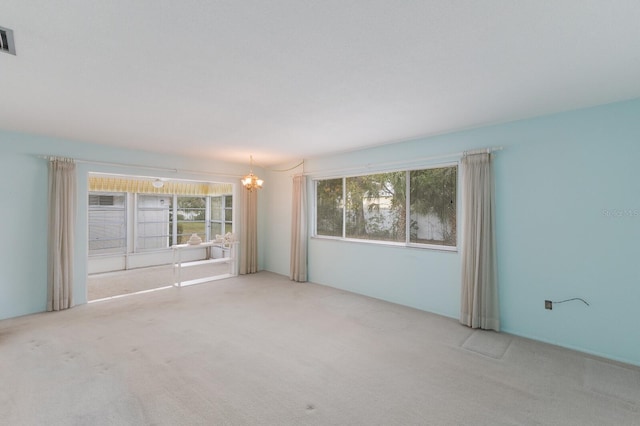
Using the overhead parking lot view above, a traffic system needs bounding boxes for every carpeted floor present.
[1,272,639,425]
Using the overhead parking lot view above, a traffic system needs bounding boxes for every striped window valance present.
[89,176,233,196]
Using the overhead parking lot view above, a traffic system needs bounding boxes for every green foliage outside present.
[345,171,406,242]
[410,167,457,245]
[316,179,343,236]
[171,196,207,244]
[175,222,206,244]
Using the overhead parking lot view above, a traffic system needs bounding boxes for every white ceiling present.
[2,1,640,166]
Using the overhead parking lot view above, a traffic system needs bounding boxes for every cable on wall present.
[545,297,590,310]
[552,298,590,306]
[254,160,305,173]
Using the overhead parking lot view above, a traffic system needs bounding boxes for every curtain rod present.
[38,155,243,178]
[303,146,503,177]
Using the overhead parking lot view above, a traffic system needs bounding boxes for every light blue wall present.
[1,143,48,319]
[0,130,259,320]
[263,98,640,366]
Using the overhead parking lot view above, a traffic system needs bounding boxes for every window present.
[137,195,172,250]
[316,178,343,237]
[88,193,126,254]
[409,167,457,246]
[345,172,406,242]
[173,196,206,245]
[315,165,457,248]
[210,195,233,237]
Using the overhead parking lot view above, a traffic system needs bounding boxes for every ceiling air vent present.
[0,26,16,55]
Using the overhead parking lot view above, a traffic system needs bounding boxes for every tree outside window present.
[316,178,343,237]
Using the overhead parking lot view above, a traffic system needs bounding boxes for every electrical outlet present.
[545,300,553,310]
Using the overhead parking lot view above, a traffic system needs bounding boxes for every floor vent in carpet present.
[461,330,512,359]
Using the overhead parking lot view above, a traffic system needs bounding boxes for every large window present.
[89,189,233,255]
[315,165,457,248]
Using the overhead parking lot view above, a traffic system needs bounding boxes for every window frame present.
[313,162,459,251]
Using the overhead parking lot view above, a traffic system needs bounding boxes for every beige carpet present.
[1,272,639,425]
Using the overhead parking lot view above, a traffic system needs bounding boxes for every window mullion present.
[313,181,318,237]
[405,171,410,244]
[342,177,346,238]
[172,194,178,246]
[205,196,211,242]
[132,193,138,254]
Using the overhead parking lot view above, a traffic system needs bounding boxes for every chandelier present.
[241,155,264,191]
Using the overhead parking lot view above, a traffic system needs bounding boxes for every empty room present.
[1,1,640,425]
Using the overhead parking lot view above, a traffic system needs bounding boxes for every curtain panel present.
[290,175,308,282]
[460,152,500,331]
[239,188,258,274]
[47,158,76,311]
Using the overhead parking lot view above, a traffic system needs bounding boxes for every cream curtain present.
[460,152,499,331]
[47,158,76,311]
[239,188,258,274]
[290,175,307,282]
